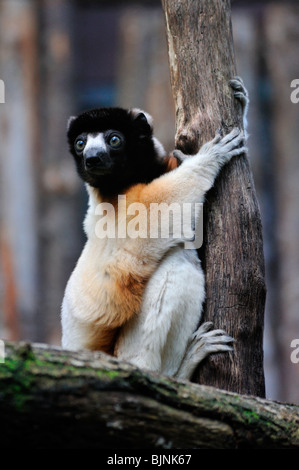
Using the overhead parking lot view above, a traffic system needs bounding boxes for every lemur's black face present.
[73,130,126,176]
[67,107,166,196]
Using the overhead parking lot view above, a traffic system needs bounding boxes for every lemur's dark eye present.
[75,138,86,153]
[109,134,123,149]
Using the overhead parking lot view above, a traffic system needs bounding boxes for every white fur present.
[84,133,107,154]
[114,247,205,377]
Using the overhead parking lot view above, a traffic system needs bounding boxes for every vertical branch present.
[162,0,241,151]
[162,0,266,396]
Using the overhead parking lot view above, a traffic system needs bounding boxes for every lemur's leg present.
[175,322,234,380]
[115,248,205,378]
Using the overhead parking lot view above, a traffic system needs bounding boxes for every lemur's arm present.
[140,127,246,209]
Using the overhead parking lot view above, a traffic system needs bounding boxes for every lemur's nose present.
[85,155,100,169]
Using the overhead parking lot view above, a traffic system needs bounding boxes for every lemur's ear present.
[130,108,153,134]
[67,115,77,131]
[135,112,148,124]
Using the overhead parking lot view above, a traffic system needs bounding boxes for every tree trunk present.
[1,341,298,449]
[161,0,266,396]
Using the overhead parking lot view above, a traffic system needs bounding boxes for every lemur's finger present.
[173,149,189,165]
[220,127,241,144]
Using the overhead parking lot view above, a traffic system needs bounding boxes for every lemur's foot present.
[176,322,234,379]
[229,76,249,110]
[187,321,234,361]
[229,76,249,138]
[175,322,234,380]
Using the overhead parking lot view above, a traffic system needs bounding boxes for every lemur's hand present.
[173,149,189,166]
[173,77,249,166]
[198,127,247,166]
[175,127,247,169]
[229,76,249,110]
[229,76,249,137]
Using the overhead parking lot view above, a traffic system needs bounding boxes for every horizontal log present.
[75,0,298,5]
[0,341,298,449]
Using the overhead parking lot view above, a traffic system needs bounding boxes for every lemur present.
[61,77,249,380]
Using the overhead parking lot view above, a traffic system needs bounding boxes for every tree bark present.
[0,341,298,449]
[161,0,266,396]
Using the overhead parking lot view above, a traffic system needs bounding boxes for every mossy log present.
[0,341,298,449]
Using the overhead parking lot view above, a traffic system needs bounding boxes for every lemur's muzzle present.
[85,155,101,169]
[84,150,112,174]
